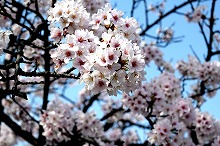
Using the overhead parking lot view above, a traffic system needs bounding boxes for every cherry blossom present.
[0,123,17,146]
[49,2,145,95]
[195,110,220,144]
[185,5,206,23]
[40,98,75,143]
[0,28,12,55]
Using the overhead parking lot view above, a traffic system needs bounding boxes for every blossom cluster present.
[0,123,17,146]
[148,1,166,16]
[141,42,174,72]
[185,5,206,23]
[148,117,195,146]
[76,111,103,139]
[177,55,220,97]
[122,72,194,145]
[122,72,181,116]
[147,100,196,146]
[48,0,90,38]
[214,33,220,43]
[76,88,144,145]
[41,95,143,145]
[195,110,220,144]
[122,71,220,145]
[0,28,12,55]
[157,27,174,42]
[40,98,103,144]
[22,39,45,70]
[78,87,145,123]
[2,97,39,134]
[49,1,145,95]
[80,0,109,14]
[213,136,220,146]
[0,68,15,90]
[0,14,10,27]
[0,2,17,25]
[23,0,52,14]
[40,98,76,143]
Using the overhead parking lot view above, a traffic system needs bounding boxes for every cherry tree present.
[0,0,220,145]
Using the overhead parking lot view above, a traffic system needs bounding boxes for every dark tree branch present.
[206,0,217,61]
[82,94,100,113]
[140,0,198,36]
[0,108,39,146]
[101,107,123,121]
[17,69,79,79]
